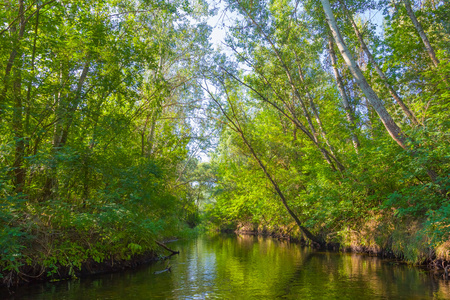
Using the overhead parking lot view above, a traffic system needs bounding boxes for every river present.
[4,234,450,299]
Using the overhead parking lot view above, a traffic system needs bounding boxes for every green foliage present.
[1,0,449,283]
[0,0,211,283]
[424,203,450,246]
[200,0,450,263]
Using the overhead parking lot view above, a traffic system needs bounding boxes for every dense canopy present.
[0,0,449,285]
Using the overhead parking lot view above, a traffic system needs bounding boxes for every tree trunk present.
[341,0,419,125]
[43,61,90,200]
[57,62,90,148]
[12,0,26,192]
[231,0,342,172]
[155,241,179,254]
[221,66,344,172]
[205,82,324,246]
[25,5,40,135]
[239,132,324,246]
[321,0,440,183]
[320,0,408,149]
[327,38,360,153]
[147,112,157,156]
[296,60,338,158]
[402,0,439,67]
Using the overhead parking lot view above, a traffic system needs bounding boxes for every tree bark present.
[402,0,439,68]
[340,0,419,125]
[321,0,440,183]
[155,241,179,254]
[240,134,324,245]
[327,38,360,153]
[320,0,408,149]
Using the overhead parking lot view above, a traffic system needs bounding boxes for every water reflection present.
[3,234,450,299]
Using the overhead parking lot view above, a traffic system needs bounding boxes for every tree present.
[202,70,324,245]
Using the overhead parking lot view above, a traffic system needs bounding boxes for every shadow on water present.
[2,234,450,299]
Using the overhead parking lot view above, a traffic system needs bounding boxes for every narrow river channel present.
[4,234,450,299]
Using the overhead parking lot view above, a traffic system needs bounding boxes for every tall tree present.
[339,0,419,125]
[320,0,408,148]
[203,75,324,245]
[327,37,360,152]
[402,0,440,67]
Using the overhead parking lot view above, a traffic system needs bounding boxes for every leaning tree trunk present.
[221,65,344,172]
[327,38,360,153]
[341,0,419,125]
[296,60,338,158]
[43,61,90,200]
[57,62,90,148]
[402,0,439,68]
[320,0,439,182]
[206,82,325,246]
[320,0,407,148]
[232,0,343,172]
[240,134,324,246]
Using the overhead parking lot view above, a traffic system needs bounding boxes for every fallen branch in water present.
[155,241,179,255]
[161,252,178,260]
[154,261,172,275]
[153,266,171,275]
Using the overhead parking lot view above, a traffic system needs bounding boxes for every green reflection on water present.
[4,234,450,299]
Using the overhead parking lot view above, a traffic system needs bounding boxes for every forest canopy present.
[0,0,449,286]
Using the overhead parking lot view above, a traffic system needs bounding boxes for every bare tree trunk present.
[402,0,440,67]
[340,0,419,125]
[327,38,360,153]
[239,132,324,245]
[320,0,408,149]
[321,0,440,182]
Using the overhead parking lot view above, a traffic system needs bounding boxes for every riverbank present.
[0,194,196,290]
[228,222,450,280]
[0,239,183,295]
[1,250,157,289]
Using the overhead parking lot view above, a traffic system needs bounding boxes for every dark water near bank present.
[3,234,450,299]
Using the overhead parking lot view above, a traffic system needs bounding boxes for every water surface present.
[3,234,450,299]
